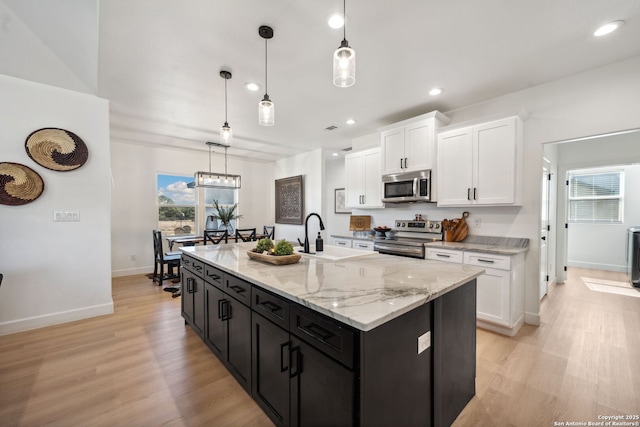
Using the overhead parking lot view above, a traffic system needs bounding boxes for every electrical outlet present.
[417,331,431,354]
[53,211,80,222]
[472,218,481,228]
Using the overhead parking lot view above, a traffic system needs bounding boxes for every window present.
[157,174,196,236]
[568,169,624,223]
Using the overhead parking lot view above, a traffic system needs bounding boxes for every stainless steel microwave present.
[381,170,432,203]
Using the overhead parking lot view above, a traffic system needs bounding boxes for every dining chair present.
[204,229,228,245]
[153,230,181,287]
[235,228,257,242]
[263,225,275,240]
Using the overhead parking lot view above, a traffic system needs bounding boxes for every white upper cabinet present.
[345,147,384,208]
[379,111,450,175]
[437,116,524,207]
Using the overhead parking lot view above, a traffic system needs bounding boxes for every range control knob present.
[428,223,434,229]
[396,221,401,227]
[434,223,440,229]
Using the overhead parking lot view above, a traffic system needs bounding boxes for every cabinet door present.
[227,298,252,392]
[474,118,517,205]
[437,128,473,206]
[381,128,404,174]
[344,153,363,208]
[404,120,434,172]
[181,269,195,324]
[252,313,291,426]
[290,336,355,427]
[192,274,206,337]
[475,267,511,326]
[362,149,383,207]
[205,283,227,357]
[332,238,352,248]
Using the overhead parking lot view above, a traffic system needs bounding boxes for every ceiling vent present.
[342,147,352,152]
[324,125,338,131]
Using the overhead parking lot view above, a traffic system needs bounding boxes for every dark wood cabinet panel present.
[290,336,355,427]
[181,267,205,338]
[252,313,290,426]
[204,283,227,357]
[252,286,290,330]
[227,299,252,391]
[225,274,252,306]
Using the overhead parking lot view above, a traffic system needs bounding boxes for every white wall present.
[273,149,324,244]
[110,141,273,276]
[0,74,112,335]
[554,131,640,274]
[324,155,350,239]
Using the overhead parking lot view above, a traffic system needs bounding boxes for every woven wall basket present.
[25,128,88,171]
[0,162,45,206]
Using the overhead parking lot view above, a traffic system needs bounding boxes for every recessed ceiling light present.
[328,13,345,29]
[332,152,339,156]
[346,118,356,125]
[594,20,624,37]
[429,88,443,96]
[245,82,261,91]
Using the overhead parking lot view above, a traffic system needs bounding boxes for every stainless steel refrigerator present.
[627,227,640,287]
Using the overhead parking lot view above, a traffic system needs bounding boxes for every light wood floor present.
[1,268,639,426]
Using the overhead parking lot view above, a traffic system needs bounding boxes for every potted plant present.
[211,199,242,234]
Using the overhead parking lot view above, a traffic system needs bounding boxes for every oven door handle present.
[375,244,423,255]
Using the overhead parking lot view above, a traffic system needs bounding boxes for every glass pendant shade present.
[220,122,233,145]
[333,41,355,87]
[259,96,274,126]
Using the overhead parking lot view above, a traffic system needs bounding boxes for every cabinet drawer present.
[463,252,511,270]
[352,240,374,251]
[252,287,290,330]
[181,255,204,275]
[332,238,352,248]
[290,305,355,369]
[225,274,252,306]
[426,248,463,263]
[204,265,224,287]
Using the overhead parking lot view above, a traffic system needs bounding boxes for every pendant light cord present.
[264,38,269,96]
[224,76,228,123]
[343,0,346,41]
[224,146,228,176]
[208,142,212,173]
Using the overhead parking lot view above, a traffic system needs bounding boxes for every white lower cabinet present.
[330,238,374,251]
[426,248,524,336]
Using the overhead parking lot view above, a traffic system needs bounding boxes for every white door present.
[381,128,404,175]
[405,120,433,171]
[436,128,473,206]
[540,158,551,299]
[362,149,383,208]
[474,117,517,205]
[344,153,363,208]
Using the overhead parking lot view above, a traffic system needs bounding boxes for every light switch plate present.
[418,331,431,354]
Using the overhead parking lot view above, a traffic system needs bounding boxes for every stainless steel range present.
[374,219,443,259]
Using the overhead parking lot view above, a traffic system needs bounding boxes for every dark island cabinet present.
[203,282,252,393]
[181,257,205,338]
[252,312,291,426]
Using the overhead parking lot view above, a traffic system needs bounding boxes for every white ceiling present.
[5,1,640,162]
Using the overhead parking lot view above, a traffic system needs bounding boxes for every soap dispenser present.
[315,232,324,252]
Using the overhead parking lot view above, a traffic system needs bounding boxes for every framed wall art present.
[275,175,304,224]
[334,188,351,214]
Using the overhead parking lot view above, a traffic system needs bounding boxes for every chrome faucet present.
[302,213,325,254]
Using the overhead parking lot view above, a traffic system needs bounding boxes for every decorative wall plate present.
[0,162,45,206]
[25,128,88,171]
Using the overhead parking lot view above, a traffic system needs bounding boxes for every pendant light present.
[219,70,233,145]
[258,25,275,126]
[190,142,241,189]
[333,0,355,87]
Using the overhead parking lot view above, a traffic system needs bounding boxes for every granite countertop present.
[424,235,530,256]
[181,243,484,331]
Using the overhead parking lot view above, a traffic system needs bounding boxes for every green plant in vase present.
[211,199,242,234]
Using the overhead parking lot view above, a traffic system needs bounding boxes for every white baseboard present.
[525,311,541,326]
[0,303,114,336]
[567,261,626,273]
[112,266,153,277]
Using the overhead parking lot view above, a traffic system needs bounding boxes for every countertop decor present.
[0,162,45,206]
[246,250,301,265]
[25,128,88,171]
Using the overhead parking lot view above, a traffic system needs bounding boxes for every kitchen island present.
[180,243,484,427]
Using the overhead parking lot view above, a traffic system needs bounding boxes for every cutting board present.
[444,212,469,242]
[349,215,371,231]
